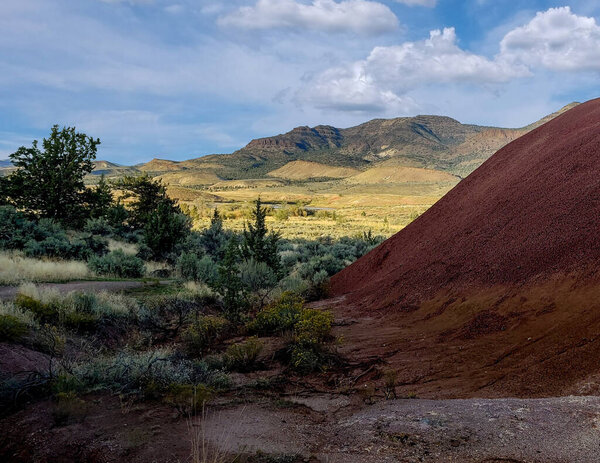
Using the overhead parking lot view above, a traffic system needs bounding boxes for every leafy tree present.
[5,125,100,225]
[242,198,280,273]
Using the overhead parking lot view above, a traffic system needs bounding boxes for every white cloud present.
[301,27,528,112]
[395,0,436,7]
[500,6,600,72]
[218,0,398,35]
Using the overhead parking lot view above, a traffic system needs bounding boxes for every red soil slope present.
[328,98,600,398]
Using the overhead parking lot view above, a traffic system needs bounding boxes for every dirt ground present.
[1,391,599,462]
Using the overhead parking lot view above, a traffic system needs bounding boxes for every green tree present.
[242,198,280,273]
[214,236,246,321]
[115,174,170,228]
[144,200,191,260]
[87,174,114,219]
[200,208,229,259]
[5,125,100,224]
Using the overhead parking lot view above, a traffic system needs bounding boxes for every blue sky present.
[1,0,599,164]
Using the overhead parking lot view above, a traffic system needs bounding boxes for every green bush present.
[177,253,217,283]
[247,292,304,335]
[294,309,333,346]
[0,314,29,342]
[182,315,229,357]
[15,294,59,323]
[224,337,263,372]
[289,346,322,374]
[87,249,145,278]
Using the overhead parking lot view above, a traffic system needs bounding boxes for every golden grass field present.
[175,176,457,239]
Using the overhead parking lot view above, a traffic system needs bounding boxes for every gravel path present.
[203,395,600,462]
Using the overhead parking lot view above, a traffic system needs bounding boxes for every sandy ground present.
[2,392,600,462]
[202,395,600,463]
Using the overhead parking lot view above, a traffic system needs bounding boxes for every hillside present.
[267,160,359,180]
[327,98,600,399]
[344,166,459,184]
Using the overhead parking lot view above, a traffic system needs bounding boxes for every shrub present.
[163,383,213,414]
[177,253,217,283]
[84,217,114,236]
[23,236,73,259]
[224,337,263,372]
[294,309,333,346]
[87,249,145,278]
[15,294,59,323]
[247,292,304,335]
[0,314,29,342]
[67,349,229,396]
[289,346,322,374]
[138,294,198,339]
[182,316,229,357]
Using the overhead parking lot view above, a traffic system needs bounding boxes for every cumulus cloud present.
[218,0,398,35]
[500,6,600,71]
[395,0,436,7]
[301,27,527,112]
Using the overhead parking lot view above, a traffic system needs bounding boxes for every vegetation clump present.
[88,249,145,278]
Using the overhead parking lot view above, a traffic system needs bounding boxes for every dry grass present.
[107,239,138,255]
[0,253,92,285]
[188,404,237,463]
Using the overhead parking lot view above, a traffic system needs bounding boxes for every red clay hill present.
[328,98,600,399]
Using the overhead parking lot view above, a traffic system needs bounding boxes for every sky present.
[1,0,599,164]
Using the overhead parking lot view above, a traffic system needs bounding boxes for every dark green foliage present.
[198,208,230,259]
[0,206,38,250]
[213,236,247,321]
[176,252,217,283]
[0,315,29,342]
[87,250,145,278]
[115,174,170,228]
[143,200,191,261]
[116,174,190,260]
[242,198,280,273]
[5,125,100,225]
[83,217,114,237]
[87,174,114,219]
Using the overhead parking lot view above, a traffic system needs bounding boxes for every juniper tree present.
[5,125,100,225]
[242,198,280,273]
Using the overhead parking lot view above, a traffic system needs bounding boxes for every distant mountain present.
[187,103,578,180]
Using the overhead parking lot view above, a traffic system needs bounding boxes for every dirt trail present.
[0,280,168,300]
[2,393,600,462]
